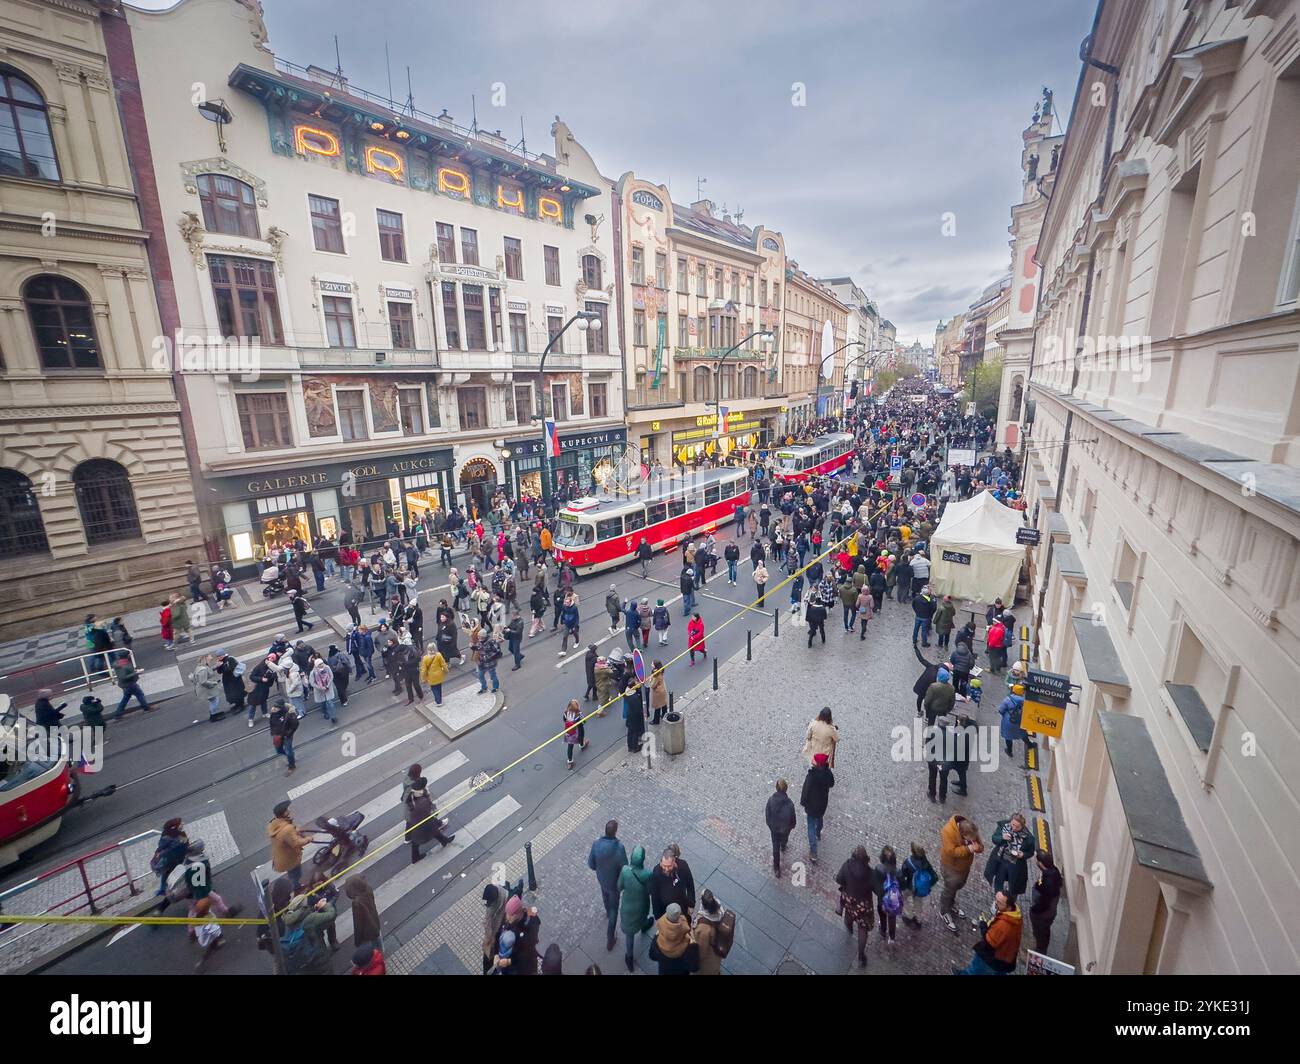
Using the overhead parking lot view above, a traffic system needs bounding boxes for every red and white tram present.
[552,467,750,574]
[0,707,79,868]
[771,432,855,483]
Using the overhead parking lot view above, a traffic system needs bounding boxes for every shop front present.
[207,447,455,573]
[504,426,628,500]
[669,412,768,469]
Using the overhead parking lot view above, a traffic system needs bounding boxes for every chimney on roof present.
[690,199,715,217]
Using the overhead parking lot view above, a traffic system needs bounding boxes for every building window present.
[547,314,563,349]
[461,227,479,266]
[24,275,100,369]
[693,366,711,402]
[697,264,707,297]
[677,256,688,294]
[441,281,460,347]
[720,364,735,399]
[73,460,140,545]
[336,389,368,441]
[631,246,645,285]
[236,392,292,451]
[551,382,569,422]
[678,313,688,347]
[457,386,488,429]
[1114,537,1139,611]
[761,280,768,307]
[1279,183,1300,309]
[504,237,523,280]
[509,312,528,352]
[633,309,647,347]
[376,209,405,261]
[588,382,608,417]
[544,245,561,286]
[1080,485,1096,541]
[746,275,754,304]
[0,70,59,182]
[582,254,602,290]
[742,366,759,397]
[209,255,283,344]
[731,273,739,303]
[309,194,345,253]
[655,252,667,289]
[399,387,425,435]
[514,384,534,424]
[0,468,49,557]
[713,267,723,297]
[323,295,356,347]
[773,282,781,309]
[489,289,504,346]
[198,174,259,238]
[388,301,415,349]
[436,222,456,264]
[462,284,487,349]
[584,300,607,354]
[1165,622,1225,754]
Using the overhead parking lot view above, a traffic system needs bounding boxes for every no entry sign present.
[910,492,926,508]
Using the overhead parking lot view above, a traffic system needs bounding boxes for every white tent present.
[927,490,1024,605]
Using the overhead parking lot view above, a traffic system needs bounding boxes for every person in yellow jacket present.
[540,526,553,554]
[420,643,449,706]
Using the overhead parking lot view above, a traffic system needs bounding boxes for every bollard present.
[746,629,752,661]
[525,840,538,892]
[668,691,674,715]
[774,607,779,636]
[712,655,719,691]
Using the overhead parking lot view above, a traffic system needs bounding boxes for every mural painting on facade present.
[566,372,584,414]
[368,380,400,433]
[303,377,338,437]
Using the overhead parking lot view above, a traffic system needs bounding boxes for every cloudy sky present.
[246,0,1089,343]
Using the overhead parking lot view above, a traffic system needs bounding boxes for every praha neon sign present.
[293,122,564,222]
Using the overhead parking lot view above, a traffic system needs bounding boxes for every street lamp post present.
[816,341,866,420]
[706,329,775,463]
[533,310,601,509]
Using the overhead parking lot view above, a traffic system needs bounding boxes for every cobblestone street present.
[508,594,1067,975]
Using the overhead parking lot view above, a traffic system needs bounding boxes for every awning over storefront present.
[1097,711,1211,888]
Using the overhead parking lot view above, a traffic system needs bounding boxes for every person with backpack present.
[149,818,189,897]
[289,589,314,632]
[651,599,671,646]
[476,631,502,694]
[873,845,902,948]
[269,700,299,775]
[690,889,732,975]
[899,842,936,929]
[404,776,455,863]
[308,656,340,724]
[397,643,424,706]
[834,845,874,969]
[110,653,151,718]
[190,653,223,722]
[648,902,698,975]
[558,591,582,655]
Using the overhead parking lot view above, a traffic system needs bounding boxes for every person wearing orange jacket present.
[953,890,1022,975]
[939,813,983,934]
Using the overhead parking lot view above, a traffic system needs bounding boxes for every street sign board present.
[889,454,902,472]
[632,648,645,684]
[965,402,976,417]
[1026,951,1076,976]
[1016,527,1042,546]
[941,549,971,565]
[947,448,976,467]
[1022,666,1071,739]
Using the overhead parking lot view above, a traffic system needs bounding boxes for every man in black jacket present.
[649,845,696,920]
[1028,851,1063,954]
[724,541,741,586]
[805,597,828,647]
[764,779,797,875]
[636,537,653,579]
[800,754,835,863]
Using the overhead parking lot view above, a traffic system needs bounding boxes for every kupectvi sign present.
[508,426,627,460]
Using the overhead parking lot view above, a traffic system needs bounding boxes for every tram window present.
[686,491,703,511]
[0,759,52,790]
[596,516,625,541]
[704,485,720,505]
[626,510,646,532]
[554,519,593,546]
[667,497,686,518]
[646,502,667,525]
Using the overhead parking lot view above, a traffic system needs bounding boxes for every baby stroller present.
[261,563,285,598]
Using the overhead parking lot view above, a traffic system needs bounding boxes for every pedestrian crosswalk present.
[172,595,326,684]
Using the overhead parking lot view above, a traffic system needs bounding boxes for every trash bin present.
[661,711,685,755]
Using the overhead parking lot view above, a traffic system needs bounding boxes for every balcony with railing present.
[627,377,684,410]
[672,346,768,362]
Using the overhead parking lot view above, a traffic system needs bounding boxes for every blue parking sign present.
[889,454,902,472]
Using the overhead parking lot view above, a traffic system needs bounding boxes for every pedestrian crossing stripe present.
[1027,773,1045,813]
[1034,816,1052,858]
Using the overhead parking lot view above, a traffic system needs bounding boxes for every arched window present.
[0,69,59,181]
[0,469,49,558]
[582,254,602,290]
[720,364,735,399]
[197,173,259,237]
[742,366,759,398]
[25,276,100,369]
[73,460,140,545]
[693,366,712,402]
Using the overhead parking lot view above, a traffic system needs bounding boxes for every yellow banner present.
[1022,699,1066,739]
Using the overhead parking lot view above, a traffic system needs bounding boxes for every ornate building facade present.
[782,264,848,432]
[613,176,787,468]
[1020,0,1300,973]
[117,0,624,568]
[0,0,203,640]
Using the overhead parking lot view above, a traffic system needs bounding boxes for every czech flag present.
[715,406,729,438]
[544,419,561,458]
